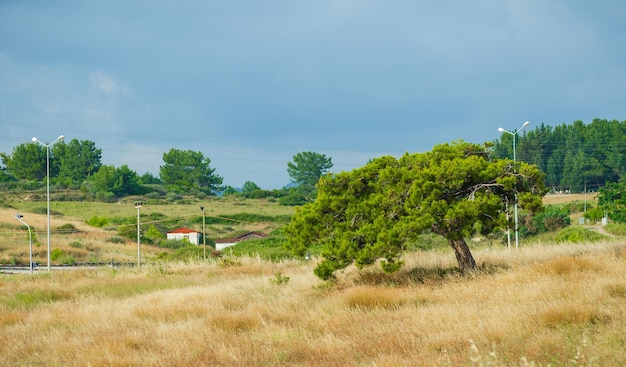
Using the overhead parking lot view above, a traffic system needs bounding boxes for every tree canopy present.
[284,141,546,280]
[159,148,223,193]
[0,139,102,185]
[54,139,102,187]
[0,142,49,180]
[83,164,144,200]
[287,151,333,186]
[596,180,626,223]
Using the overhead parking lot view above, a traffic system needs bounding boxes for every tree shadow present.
[353,262,510,287]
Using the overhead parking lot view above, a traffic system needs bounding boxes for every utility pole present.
[135,201,143,267]
[200,206,206,260]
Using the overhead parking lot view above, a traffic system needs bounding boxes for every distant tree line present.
[493,119,626,193]
[0,139,332,205]
[3,119,623,201]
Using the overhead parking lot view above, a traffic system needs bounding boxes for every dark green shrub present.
[279,193,310,206]
[95,191,117,203]
[529,205,571,235]
[32,207,63,216]
[106,236,126,244]
[57,223,78,233]
[52,191,88,201]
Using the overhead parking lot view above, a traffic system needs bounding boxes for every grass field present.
[3,193,624,366]
[1,241,625,366]
[0,196,295,265]
[542,192,598,205]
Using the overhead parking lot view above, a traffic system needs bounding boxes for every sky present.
[1,1,625,189]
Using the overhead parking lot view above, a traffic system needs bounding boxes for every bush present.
[564,201,592,215]
[57,223,78,233]
[279,193,310,206]
[156,239,192,250]
[584,207,605,222]
[31,207,63,216]
[95,191,117,203]
[527,205,571,235]
[269,272,290,285]
[52,191,88,201]
[87,216,109,227]
[106,236,126,244]
[553,226,607,243]
[155,245,205,262]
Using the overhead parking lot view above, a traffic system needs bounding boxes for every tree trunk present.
[448,237,477,273]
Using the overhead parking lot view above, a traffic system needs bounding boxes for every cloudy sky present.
[1,1,625,189]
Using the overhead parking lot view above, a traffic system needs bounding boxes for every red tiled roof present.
[167,227,199,234]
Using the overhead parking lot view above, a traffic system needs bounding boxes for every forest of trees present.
[493,118,626,193]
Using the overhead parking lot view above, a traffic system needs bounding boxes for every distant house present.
[214,231,268,251]
[166,227,201,245]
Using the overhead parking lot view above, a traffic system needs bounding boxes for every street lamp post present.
[135,202,143,267]
[15,214,34,275]
[200,206,206,260]
[32,135,64,271]
[498,121,530,250]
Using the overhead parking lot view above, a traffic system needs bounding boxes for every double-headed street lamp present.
[32,135,64,271]
[15,214,34,275]
[497,121,530,250]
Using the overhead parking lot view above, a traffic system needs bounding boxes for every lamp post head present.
[15,213,23,219]
[498,127,505,133]
[32,137,37,142]
[58,135,64,141]
[522,121,530,128]
[200,206,205,212]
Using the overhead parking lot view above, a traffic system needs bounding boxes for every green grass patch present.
[0,289,73,310]
[222,237,292,261]
[553,226,608,243]
[604,223,626,236]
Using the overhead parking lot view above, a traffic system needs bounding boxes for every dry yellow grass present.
[1,241,625,366]
[0,207,164,264]
[542,193,597,205]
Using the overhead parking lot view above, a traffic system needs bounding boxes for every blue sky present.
[1,1,625,189]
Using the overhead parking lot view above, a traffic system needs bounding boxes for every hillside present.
[0,197,294,265]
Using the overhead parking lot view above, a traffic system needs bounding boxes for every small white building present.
[166,227,201,245]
